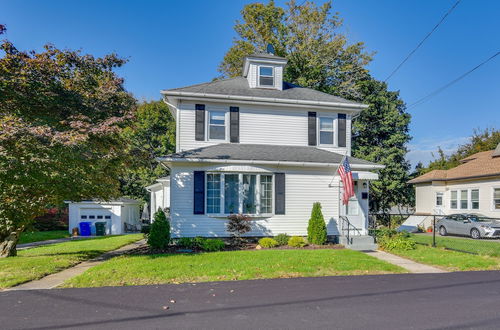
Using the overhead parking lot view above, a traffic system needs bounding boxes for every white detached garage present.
[67,198,141,235]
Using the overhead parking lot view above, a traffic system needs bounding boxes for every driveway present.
[1,271,500,329]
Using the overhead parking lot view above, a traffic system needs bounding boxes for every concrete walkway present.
[364,250,446,273]
[8,239,146,291]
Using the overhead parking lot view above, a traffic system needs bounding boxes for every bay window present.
[207,173,273,215]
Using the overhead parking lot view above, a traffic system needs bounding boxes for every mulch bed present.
[125,242,344,256]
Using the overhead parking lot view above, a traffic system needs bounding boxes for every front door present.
[343,181,365,234]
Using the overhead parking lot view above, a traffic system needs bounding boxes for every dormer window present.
[259,66,274,87]
[208,111,226,140]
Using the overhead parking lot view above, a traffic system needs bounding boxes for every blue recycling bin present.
[79,221,92,236]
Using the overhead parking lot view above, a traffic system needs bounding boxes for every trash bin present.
[95,222,106,236]
[79,222,92,236]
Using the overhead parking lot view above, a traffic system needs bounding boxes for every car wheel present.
[439,226,447,236]
[471,228,481,239]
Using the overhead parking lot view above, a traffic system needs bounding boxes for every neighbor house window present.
[436,192,443,206]
[319,117,334,145]
[450,190,457,209]
[207,174,221,214]
[208,111,226,140]
[460,190,468,209]
[206,173,273,215]
[471,189,479,209]
[494,188,500,210]
[259,66,274,87]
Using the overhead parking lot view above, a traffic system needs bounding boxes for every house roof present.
[66,198,142,205]
[409,146,500,184]
[161,77,365,109]
[159,143,382,168]
[246,52,287,60]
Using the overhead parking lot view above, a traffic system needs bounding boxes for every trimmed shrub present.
[288,236,307,248]
[177,237,195,249]
[201,239,226,252]
[274,233,290,246]
[307,202,327,245]
[147,209,170,250]
[258,237,279,248]
[193,236,207,248]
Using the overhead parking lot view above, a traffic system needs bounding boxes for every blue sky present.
[2,0,499,167]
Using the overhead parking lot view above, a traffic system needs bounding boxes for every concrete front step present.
[339,235,377,251]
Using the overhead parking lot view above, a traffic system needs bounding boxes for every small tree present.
[147,209,170,250]
[226,214,252,246]
[307,202,327,245]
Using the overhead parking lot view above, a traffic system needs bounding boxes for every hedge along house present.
[67,198,142,235]
[158,51,383,248]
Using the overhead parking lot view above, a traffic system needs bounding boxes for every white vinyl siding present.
[177,102,351,154]
[169,164,346,238]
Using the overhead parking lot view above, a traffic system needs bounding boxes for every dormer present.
[243,52,288,90]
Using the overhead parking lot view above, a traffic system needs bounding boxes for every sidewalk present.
[364,250,446,273]
[7,239,146,291]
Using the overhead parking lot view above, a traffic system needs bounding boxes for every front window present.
[319,117,334,145]
[436,192,443,206]
[259,66,274,87]
[471,189,479,210]
[494,188,500,210]
[208,111,226,140]
[460,190,468,209]
[450,190,457,209]
[207,173,273,215]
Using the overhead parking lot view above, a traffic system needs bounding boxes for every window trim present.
[206,110,228,141]
[493,187,500,211]
[450,190,458,209]
[205,172,274,217]
[258,65,275,88]
[471,188,479,210]
[318,116,335,146]
[435,192,443,207]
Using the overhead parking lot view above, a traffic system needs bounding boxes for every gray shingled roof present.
[162,77,362,106]
[161,144,381,167]
[246,52,287,60]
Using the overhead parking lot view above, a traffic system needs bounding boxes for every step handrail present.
[339,216,362,244]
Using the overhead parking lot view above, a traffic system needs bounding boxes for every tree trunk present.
[0,231,21,258]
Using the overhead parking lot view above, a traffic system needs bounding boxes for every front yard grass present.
[391,244,500,271]
[63,249,406,288]
[0,234,142,289]
[411,234,500,257]
[18,230,70,245]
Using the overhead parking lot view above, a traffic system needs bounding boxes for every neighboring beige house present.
[409,143,500,220]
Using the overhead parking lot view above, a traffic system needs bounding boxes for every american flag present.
[338,157,354,205]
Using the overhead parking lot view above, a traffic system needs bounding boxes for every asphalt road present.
[2,271,500,330]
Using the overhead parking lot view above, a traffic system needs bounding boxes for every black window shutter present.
[308,112,317,146]
[230,106,239,143]
[195,104,205,141]
[193,171,205,214]
[338,113,346,147]
[275,173,285,215]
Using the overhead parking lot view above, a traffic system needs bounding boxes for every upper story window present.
[208,111,226,140]
[259,66,274,87]
[319,117,334,145]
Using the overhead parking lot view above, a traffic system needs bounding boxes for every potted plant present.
[426,226,433,233]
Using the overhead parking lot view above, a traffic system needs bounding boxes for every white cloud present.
[406,136,470,169]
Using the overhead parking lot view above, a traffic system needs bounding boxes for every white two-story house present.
[157,52,383,245]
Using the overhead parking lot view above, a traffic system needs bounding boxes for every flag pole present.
[329,151,348,187]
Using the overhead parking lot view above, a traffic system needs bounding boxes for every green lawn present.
[391,245,500,271]
[63,249,406,288]
[412,234,500,257]
[18,230,70,245]
[0,234,142,289]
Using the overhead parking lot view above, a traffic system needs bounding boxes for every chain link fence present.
[369,213,500,257]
